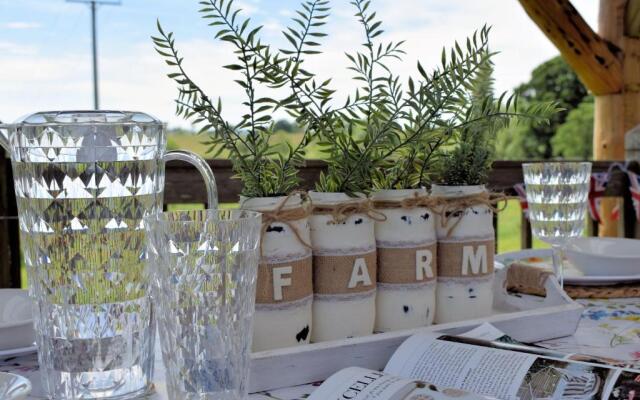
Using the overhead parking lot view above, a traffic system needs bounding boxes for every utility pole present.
[67,0,121,110]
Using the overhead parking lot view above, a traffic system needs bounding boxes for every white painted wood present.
[248,268,582,393]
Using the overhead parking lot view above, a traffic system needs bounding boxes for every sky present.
[0,0,597,128]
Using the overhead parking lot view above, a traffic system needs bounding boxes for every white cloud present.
[286,0,598,100]
[319,0,597,95]
[0,41,38,56]
[0,0,599,128]
[3,21,41,30]
[99,38,267,128]
[262,19,283,34]
[236,1,259,15]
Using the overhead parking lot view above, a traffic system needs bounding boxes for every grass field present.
[165,132,546,252]
[18,200,542,289]
[17,134,546,289]
[165,199,544,254]
[167,132,327,159]
[497,199,548,253]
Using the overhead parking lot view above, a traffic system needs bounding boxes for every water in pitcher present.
[14,158,161,398]
[2,111,217,399]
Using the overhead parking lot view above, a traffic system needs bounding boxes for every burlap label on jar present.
[438,238,495,278]
[377,243,437,284]
[256,255,313,304]
[314,250,377,295]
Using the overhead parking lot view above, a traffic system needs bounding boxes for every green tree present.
[552,97,594,159]
[495,123,536,160]
[273,119,298,133]
[438,53,556,185]
[496,55,588,159]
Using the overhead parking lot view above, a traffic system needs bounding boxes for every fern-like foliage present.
[314,1,559,193]
[375,38,560,189]
[152,0,330,197]
[436,57,559,186]
[153,0,559,196]
[312,0,406,194]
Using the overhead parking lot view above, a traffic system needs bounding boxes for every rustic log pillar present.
[518,0,640,236]
[597,1,640,235]
[594,94,625,236]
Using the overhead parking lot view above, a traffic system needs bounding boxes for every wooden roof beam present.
[626,0,640,37]
[518,0,623,95]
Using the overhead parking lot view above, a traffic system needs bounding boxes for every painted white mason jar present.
[241,194,313,351]
[309,192,377,342]
[431,185,495,324]
[372,188,437,332]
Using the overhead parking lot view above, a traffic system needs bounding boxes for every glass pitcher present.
[0,110,218,399]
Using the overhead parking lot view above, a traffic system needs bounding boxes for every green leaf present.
[223,64,244,70]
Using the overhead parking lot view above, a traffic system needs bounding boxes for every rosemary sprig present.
[153,0,330,197]
[436,57,559,186]
[317,1,559,192]
[153,0,559,197]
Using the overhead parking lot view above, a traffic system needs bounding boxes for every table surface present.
[3,298,640,400]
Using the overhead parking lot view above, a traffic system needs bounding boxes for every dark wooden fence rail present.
[1,159,638,288]
[0,157,19,289]
[163,160,637,203]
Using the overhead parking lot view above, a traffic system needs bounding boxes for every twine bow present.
[372,192,440,210]
[313,198,387,225]
[436,191,508,237]
[259,190,312,252]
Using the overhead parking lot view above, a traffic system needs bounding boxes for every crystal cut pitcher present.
[0,111,218,399]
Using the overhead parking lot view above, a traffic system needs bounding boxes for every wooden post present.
[493,212,499,250]
[595,0,640,236]
[517,0,640,237]
[520,212,532,249]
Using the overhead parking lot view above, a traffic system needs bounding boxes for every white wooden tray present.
[249,267,583,392]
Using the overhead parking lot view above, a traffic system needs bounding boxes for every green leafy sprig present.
[314,1,552,193]
[153,0,330,197]
[153,0,559,197]
[436,57,560,186]
[363,25,559,189]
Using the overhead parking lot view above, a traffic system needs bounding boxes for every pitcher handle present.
[164,150,218,209]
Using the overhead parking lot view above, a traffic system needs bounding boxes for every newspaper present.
[308,324,640,400]
[308,366,490,400]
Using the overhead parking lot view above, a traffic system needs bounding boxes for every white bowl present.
[565,237,640,276]
[0,372,31,400]
[0,289,35,350]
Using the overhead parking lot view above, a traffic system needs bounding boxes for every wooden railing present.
[1,159,638,288]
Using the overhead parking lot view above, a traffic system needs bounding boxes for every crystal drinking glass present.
[523,162,591,287]
[145,209,262,400]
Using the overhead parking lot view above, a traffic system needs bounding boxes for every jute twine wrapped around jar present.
[309,193,385,342]
[240,192,313,351]
[372,189,438,332]
[432,186,506,324]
